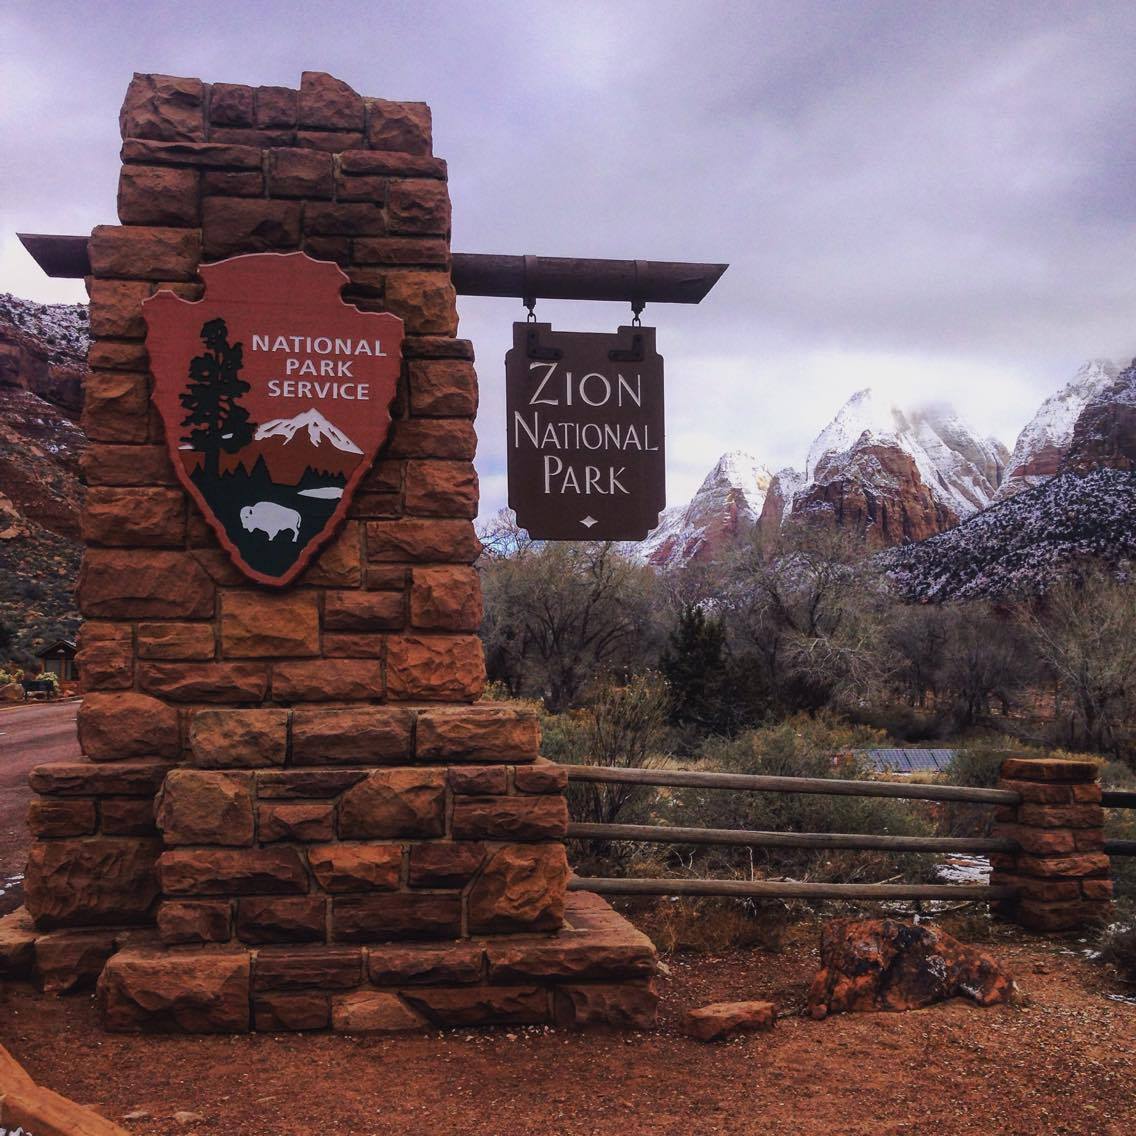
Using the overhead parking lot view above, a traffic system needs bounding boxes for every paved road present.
[0,699,81,913]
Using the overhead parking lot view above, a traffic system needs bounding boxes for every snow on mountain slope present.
[641,451,772,567]
[804,389,1001,521]
[995,359,1120,500]
[885,468,1136,601]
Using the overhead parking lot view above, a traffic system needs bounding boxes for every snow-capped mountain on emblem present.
[255,408,364,454]
[640,451,772,567]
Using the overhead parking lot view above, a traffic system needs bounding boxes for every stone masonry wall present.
[23,70,562,937]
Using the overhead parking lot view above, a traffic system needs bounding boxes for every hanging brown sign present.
[505,322,665,540]
[144,252,403,587]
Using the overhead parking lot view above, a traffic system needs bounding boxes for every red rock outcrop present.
[1062,360,1136,475]
[807,918,1013,1018]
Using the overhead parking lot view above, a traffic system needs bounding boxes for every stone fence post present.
[990,757,1112,933]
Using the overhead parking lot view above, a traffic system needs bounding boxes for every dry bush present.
[633,897,793,955]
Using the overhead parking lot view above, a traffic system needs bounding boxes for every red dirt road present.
[0,698,79,913]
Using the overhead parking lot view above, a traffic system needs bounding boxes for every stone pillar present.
[990,757,1112,933]
[21,71,656,1030]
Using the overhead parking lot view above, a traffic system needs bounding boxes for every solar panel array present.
[860,748,958,774]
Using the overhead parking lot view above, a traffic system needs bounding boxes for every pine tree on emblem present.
[179,317,255,480]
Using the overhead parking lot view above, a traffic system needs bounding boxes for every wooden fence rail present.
[568,877,1017,901]
[561,764,1020,805]
[1103,790,1136,809]
[567,821,1017,855]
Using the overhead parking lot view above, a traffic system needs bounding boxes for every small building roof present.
[37,639,77,657]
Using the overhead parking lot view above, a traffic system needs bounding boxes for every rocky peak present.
[0,293,89,416]
[641,450,772,568]
[996,359,1120,500]
[1061,359,1136,475]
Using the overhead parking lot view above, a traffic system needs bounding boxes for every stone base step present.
[97,892,658,1033]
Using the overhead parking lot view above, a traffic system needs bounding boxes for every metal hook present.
[523,254,538,322]
[631,259,647,326]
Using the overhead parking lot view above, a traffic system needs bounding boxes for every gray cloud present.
[3,0,1135,509]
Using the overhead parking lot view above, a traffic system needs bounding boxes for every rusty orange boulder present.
[681,1000,776,1041]
[807,918,1013,1019]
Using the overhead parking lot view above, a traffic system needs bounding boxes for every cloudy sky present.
[3,0,1136,516]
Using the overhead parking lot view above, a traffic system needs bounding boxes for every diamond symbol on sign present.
[580,516,598,528]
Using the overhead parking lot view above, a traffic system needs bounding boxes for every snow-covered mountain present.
[995,359,1120,500]
[640,451,772,568]
[255,408,363,454]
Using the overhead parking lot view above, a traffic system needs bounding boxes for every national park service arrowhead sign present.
[144,252,403,586]
[506,322,665,540]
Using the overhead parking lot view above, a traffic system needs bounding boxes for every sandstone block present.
[0,909,38,979]
[89,224,200,281]
[84,439,172,492]
[404,460,478,518]
[156,770,255,846]
[0,1084,133,1136]
[514,761,568,794]
[258,802,336,843]
[681,999,774,1041]
[487,929,656,984]
[35,929,120,994]
[256,769,367,799]
[77,691,180,759]
[87,279,152,338]
[121,138,263,169]
[408,565,483,631]
[993,824,1075,856]
[365,564,408,590]
[120,73,205,141]
[1017,898,1110,932]
[453,797,568,841]
[342,149,446,178]
[252,946,362,990]
[305,202,385,236]
[82,487,186,547]
[332,990,427,1032]
[1016,852,1110,878]
[365,518,481,563]
[254,991,330,1031]
[139,661,269,702]
[202,197,301,258]
[1017,803,1104,829]
[407,841,486,888]
[137,621,216,660]
[384,270,457,335]
[997,778,1075,804]
[1001,757,1099,782]
[118,164,200,225]
[89,339,149,371]
[210,82,255,126]
[403,335,475,361]
[417,705,540,761]
[332,893,461,942]
[1081,878,1114,900]
[99,947,250,1032]
[236,896,326,944]
[447,765,508,795]
[334,172,388,202]
[467,843,568,934]
[303,523,362,586]
[322,633,384,658]
[366,943,483,986]
[100,798,158,836]
[81,371,149,442]
[29,761,170,798]
[272,658,384,702]
[407,358,477,416]
[401,986,549,1027]
[389,419,476,461]
[300,71,364,130]
[268,147,334,197]
[159,847,309,896]
[308,844,401,892]
[388,179,451,235]
[323,589,405,630]
[190,708,289,768]
[28,798,97,838]
[158,900,232,945]
[25,838,162,929]
[364,100,432,153]
[338,768,446,839]
[387,634,486,701]
[203,169,264,195]
[79,549,215,619]
[353,235,449,265]
[256,85,298,127]
[291,707,414,764]
[222,590,320,657]
[1074,828,1106,851]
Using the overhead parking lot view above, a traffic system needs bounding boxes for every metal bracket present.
[526,324,563,361]
[609,332,646,363]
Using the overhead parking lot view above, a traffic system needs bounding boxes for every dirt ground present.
[2,704,1135,1135]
